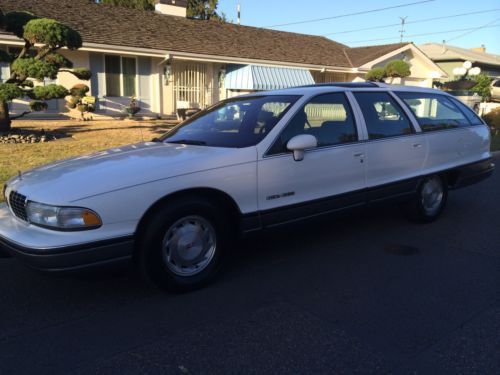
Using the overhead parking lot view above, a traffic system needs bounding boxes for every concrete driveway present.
[1,154,499,374]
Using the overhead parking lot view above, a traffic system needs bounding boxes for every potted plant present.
[123,96,141,119]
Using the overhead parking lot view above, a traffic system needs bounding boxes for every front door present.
[257,92,366,227]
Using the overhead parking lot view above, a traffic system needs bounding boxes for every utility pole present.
[237,3,241,25]
[399,16,407,43]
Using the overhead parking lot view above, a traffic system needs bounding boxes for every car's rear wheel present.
[406,175,448,222]
[137,198,233,292]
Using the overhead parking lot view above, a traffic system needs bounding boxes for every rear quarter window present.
[396,92,471,132]
[448,97,484,125]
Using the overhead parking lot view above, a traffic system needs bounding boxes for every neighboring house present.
[419,43,500,81]
[0,0,446,119]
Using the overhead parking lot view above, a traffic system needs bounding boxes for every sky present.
[217,0,500,54]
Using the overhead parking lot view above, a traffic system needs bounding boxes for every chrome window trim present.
[388,91,422,132]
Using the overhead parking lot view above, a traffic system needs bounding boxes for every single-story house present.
[0,0,447,119]
[419,43,500,81]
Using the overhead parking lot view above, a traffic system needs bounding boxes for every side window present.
[396,92,471,131]
[449,97,483,125]
[353,92,413,139]
[269,93,357,154]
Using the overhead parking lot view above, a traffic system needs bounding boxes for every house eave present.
[164,50,357,72]
[0,35,358,73]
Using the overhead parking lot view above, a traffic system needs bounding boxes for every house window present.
[105,55,137,97]
[122,57,137,97]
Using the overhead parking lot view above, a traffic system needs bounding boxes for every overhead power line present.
[344,22,500,44]
[264,0,435,28]
[323,8,500,36]
[447,18,500,42]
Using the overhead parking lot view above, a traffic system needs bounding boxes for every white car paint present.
[0,83,493,258]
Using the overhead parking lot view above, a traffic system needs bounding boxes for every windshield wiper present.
[167,139,207,146]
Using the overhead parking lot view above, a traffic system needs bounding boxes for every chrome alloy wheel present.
[420,176,444,216]
[162,215,217,276]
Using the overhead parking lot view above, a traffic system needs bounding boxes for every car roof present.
[239,82,450,97]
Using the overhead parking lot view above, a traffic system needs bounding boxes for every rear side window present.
[353,92,413,139]
[396,92,471,131]
[449,97,484,125]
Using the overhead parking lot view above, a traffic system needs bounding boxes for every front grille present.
[8,191,28,221]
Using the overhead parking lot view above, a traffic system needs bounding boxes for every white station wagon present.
[0,83,494,291]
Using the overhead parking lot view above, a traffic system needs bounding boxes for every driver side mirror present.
[287,134,318,161]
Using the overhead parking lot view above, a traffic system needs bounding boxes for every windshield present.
[160,95,300,148]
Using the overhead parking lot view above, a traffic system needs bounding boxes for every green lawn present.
[0,119,176,203]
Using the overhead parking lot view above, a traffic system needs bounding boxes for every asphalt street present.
[1,153,499,374]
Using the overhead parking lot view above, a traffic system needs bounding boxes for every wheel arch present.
[134,187,243,248]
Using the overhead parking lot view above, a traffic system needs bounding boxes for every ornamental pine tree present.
[0,9,91,131]
[365,60,411,83]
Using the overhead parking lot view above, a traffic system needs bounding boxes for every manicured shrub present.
[384,60,411,78]
[365,67,386,82]
[483,107,500,132]
[365,60,411,82]
[69,83,90,98]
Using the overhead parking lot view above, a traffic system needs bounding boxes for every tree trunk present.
[0,101,11,132]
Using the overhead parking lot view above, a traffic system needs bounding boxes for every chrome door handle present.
[353,152,364,157]
[412,143,422,148]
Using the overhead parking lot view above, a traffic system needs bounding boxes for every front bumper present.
[0,235,134,272]
[0,203,134,271]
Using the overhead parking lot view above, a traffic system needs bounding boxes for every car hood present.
[7,142,256,203]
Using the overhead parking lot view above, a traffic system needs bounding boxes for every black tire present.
[136,197,234,292]
[405,175,448,223]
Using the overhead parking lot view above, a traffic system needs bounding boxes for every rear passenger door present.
[396,92,490,169]
[352,91,428,198]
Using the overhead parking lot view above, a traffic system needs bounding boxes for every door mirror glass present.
[287,134,317,161]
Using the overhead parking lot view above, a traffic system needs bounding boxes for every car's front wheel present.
[406,175,448,222]
[137,198,233,292]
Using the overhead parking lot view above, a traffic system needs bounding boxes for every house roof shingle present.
[419,43,500,67]
[345,43,408,67]
[0,0,411,69]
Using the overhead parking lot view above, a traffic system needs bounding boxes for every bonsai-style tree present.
[384,60,411,79]
[365,67,386,82]
[365,60,411,83]
[0,9,91,131]
[66,83,95,120]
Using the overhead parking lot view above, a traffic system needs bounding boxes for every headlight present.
[26,202,102,230]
